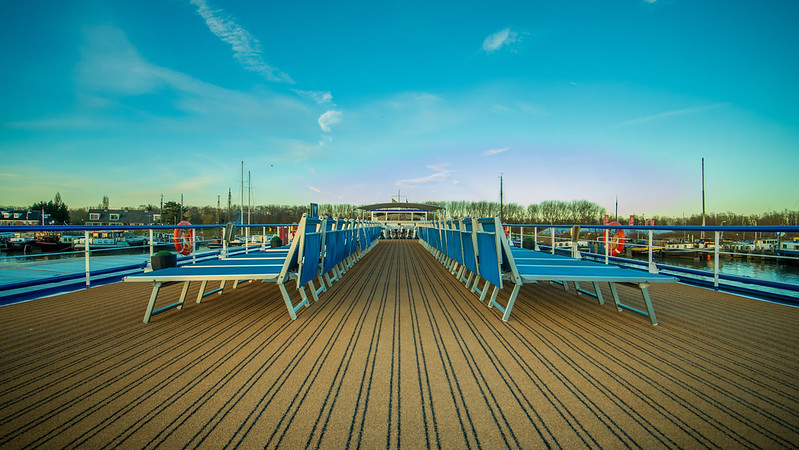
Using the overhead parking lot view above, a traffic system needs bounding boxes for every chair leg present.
[479,280,491,302]
[143,282,162,323]
[176,281,190,310]
[593,281,604,305]
[308,279,320,302]
[278,283,298,320]
[609,283,622,311]
[196,280,208,303]
[502,284,522,322]
[639,283,658,326]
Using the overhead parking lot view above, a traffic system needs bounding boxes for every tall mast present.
[701,157,706,239]
[248,170,251,226]
[500,173,504,223]
[240,161,244,225]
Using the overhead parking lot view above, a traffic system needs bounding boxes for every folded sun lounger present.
[476,216,677,324]
[419,216,677,325]
[124,214,323,323]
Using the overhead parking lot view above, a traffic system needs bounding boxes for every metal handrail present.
[0,223,297,304]
[508,223,799,303]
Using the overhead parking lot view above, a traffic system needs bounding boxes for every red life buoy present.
[599,222,625,256]
[173,221,194,255]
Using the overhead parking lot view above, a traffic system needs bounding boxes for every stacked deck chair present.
[473,216,678,324]
[124,214,324,322]
[319,218,354,288]
[358,220,382,256]
[420,216,677,324]
[419,219,476,287]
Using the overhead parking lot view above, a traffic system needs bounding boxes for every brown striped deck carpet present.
[1,240,798,448]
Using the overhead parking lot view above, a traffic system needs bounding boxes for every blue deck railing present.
[506,223,799,304]
[0,223,294,305]
[2,222,798,305]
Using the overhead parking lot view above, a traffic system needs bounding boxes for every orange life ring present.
[599,222,625,256]
[173,221,194,255]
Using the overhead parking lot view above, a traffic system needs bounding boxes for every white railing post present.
[149,228,154,257]
[192,228,196,264]
[571,225,580,259]
[648,229,657,273]
[84,230,91,287]
[534,227,540,251]
[551,228,555,254]
[222,226,227,257]
[520,226,524,248]
[604,228,609,264]
[714,231,720,288]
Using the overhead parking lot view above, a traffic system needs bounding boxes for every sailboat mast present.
[248,170,251,226]
[240,161,244,226]
[500,173,504,223]
[701,157,706,239]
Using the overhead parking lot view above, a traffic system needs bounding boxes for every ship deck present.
[2,240,798,448]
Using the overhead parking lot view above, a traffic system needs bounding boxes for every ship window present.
[109,214,120,221]
[89,213,100,221]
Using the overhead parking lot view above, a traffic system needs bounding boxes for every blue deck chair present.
[345,221,358,267]
[475,216,677,324]
[124,214,323,322]
[358,221,381,256]
[458,218,480,289]
[445,220,464,276]
[321,218,347,287]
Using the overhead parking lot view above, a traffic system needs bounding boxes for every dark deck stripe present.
[1,241,798,448]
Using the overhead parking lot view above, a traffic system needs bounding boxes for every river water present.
[3,241,799,297]
[627,253,799,286]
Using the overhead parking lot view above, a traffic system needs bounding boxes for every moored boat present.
[32,232,72,252]
[777,239,799,264]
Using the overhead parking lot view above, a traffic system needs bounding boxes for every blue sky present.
[1,0,797,217]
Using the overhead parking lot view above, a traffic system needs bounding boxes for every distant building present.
[0,209,57,226]
[85,209,161,226]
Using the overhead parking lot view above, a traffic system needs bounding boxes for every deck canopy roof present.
[357,202,443,223]
[356,202,443,212]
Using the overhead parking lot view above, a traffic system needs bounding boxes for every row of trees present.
[423,199,607,224]
[30,193,71,224]
[12,193,799,227]
[642,210,799,227]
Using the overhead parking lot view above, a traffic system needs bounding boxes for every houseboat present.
[777,238,799,261]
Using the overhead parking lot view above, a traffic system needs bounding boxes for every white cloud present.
[318,110,342,132]
[482,28,519,53]
[396,164,452,187]
[307,185,322,193]
[615,103,731,128]
[65,25,325,155]
[483,147,509,156]
[76,26,167,95]
[190,0,293,83]
[293,89,333,104]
